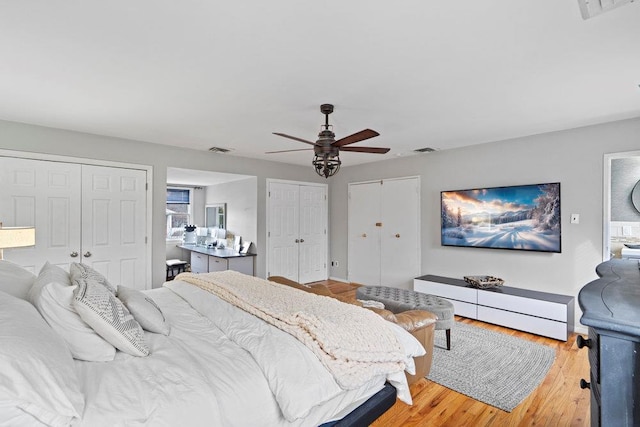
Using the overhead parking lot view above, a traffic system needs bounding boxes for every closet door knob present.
[395,234,401,238]
[83,251,92,258]
[362,233,367,238]
[300,239,304,243]
[579,379,590,389]
[295,239,300,243]
[70,251,78,258]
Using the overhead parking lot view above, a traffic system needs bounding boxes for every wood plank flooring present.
[316,280,591,427]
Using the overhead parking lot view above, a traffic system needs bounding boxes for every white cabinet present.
[0,156,149,289]
[190,252,209,274]
[414,275,574,341]
[267,181,327,284]
[208,255,227,272]
[186,247,255,276]
[348,177,420,289]
[222,256,254,276]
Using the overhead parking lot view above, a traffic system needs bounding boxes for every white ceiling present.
[1,1,639,168]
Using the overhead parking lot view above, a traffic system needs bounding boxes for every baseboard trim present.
[329,276,349,283]
[574,325,588,335]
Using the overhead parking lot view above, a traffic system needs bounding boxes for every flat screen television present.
[441,182,561,253]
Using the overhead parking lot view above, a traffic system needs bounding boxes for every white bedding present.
[72,283,396,426]
[0,264,422,427]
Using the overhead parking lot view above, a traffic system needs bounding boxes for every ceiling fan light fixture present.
[271,103,387,178]
[313,154,341,178]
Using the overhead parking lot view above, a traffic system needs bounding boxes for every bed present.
[0,261,428,426]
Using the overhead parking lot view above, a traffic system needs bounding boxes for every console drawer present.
[477,291,567,322]
[477,306,568,340]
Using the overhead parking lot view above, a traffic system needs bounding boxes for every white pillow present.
[0,290,85,427]
[73,275,149,357]
[69,262,117,294]
[117,286,170,335]
[28,261,71,304]
[29,262,116,362]
[0,260,36,300]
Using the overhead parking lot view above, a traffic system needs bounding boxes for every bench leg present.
[446,329,451,350]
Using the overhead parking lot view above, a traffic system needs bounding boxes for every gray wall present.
[611,157,640,221]
[329,117,640,331]
[0,119,324,286]
[205,177,258,248]
[4,116,640,331]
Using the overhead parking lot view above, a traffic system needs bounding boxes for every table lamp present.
[0,223,36,260]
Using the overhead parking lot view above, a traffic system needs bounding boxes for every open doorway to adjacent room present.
[166,167,257,263]
[603,151,640,260]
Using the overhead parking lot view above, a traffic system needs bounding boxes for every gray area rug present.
[427,321,556,412]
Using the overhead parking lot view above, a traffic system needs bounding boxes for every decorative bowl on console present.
[463,275,505,289]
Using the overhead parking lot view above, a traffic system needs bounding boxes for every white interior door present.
[0,157,82,273]
[267,182,300,281]
[81,165,147,290]
[380,177,420,289]
[348,181,382,286]
[298,185,327,284]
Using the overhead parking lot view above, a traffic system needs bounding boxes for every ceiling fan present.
[268,104,390,178]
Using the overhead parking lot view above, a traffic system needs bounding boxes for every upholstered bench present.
[166,259,188,280]
[356,286,455,350]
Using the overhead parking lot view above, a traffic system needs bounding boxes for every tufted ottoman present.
[357,285,455,350]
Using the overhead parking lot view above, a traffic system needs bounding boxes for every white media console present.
[414,275,574,341]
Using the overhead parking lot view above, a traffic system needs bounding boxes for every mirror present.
[632,180,640,213]
[205,204,226,229]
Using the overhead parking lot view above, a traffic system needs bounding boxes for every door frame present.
[603,150,640,262]
[0,149,153,288]
[266,178,328,282]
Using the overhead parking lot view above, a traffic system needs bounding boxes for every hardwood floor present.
[317,280,591,427]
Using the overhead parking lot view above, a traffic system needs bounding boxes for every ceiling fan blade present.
[272,132,317,146]
[332,129,380,147]
[340,146,390,154]
[265,148,314,154]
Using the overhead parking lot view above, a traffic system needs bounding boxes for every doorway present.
[166,167,256,262]
[603,151,640,260]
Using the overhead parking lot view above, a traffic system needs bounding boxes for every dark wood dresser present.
[578,259,640,427]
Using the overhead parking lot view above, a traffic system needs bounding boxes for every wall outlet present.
[571,214,580,224]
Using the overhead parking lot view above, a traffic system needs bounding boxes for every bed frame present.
[319,383,396,427]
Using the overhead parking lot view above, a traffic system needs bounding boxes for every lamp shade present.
[0,227,36,249]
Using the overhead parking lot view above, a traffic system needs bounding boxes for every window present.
[166,188,192,239]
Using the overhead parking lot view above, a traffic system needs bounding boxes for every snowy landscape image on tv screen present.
[441,183,561,253]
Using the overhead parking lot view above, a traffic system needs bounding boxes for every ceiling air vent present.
[414,147,437,153]
[208,146,231,153]
[578,0,636,19]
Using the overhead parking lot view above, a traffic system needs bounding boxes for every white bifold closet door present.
[348,177,420,290]
[0,157,148,289]
[267,181,327,284]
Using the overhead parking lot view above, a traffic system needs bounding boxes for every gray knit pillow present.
[70,263,116,294]
[72,276,149,357]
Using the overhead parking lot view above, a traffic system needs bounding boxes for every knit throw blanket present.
[176,271,405,389]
